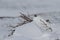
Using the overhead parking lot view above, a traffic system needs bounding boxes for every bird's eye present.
[55,38,60,40]
[34,14,37,17]
[46,19,49,22]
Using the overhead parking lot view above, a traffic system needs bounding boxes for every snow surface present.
[0,0,60,40]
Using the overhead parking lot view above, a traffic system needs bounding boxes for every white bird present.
[33,15,52,32]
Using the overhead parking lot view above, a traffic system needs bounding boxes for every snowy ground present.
[0,0,60,40]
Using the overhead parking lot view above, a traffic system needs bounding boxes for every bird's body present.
[33,16,52,32]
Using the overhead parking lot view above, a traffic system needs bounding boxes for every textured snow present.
[5,22,51,40]
[0,0,60,40]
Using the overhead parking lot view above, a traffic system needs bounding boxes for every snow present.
[5,22,51,40]
[0,0,60,40]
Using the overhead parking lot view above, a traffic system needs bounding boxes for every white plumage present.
[33,16,52,32]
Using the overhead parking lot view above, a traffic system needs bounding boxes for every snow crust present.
[0,0,60,40]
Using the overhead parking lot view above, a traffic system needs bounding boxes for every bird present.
[33,15,52,32]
